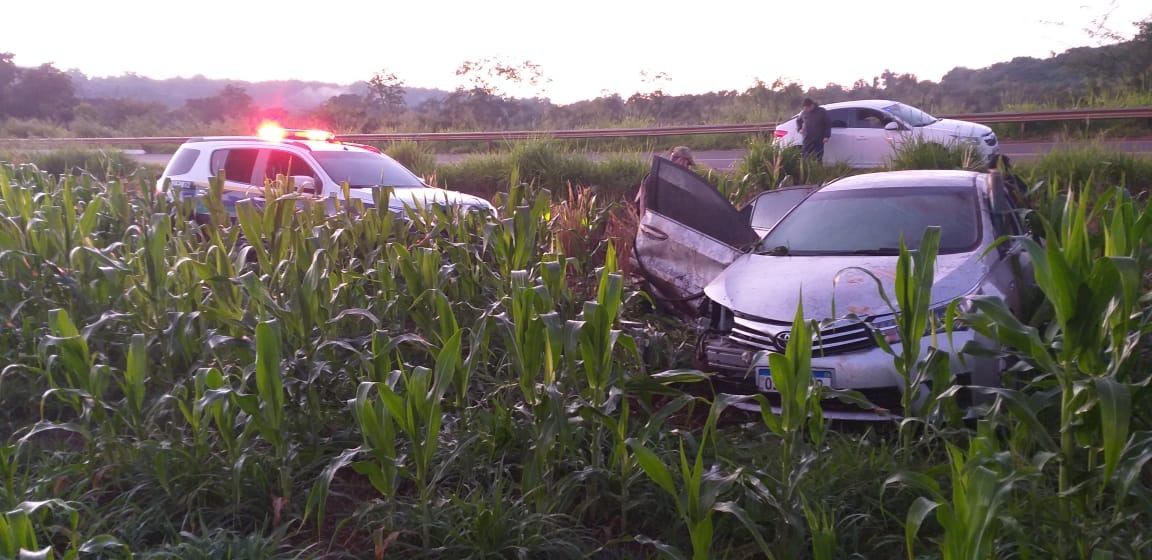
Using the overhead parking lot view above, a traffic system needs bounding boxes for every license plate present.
[755,367,833,393]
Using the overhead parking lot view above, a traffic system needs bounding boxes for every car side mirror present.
[290,175,317,194]
[884,121,902,131]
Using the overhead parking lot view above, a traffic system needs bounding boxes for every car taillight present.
[774,130,788,139]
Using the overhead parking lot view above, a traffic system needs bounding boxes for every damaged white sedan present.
[633,158,1033,419]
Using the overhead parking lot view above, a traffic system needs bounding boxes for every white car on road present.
[774,100,1000,168]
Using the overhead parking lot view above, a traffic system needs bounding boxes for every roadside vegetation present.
[2,138,1152,558]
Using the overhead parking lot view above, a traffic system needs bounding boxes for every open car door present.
[633,157,758,311]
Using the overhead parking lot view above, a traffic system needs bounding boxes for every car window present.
[749,188,814,231]
[211,148,260,184]
[642,157,758,248]
[264,149,318,183]
[760,187,980,255]
[165,148,200,176]
[853,109,891,128]
[311,151,426,188]
[883,103,939,127]
[826,108,852,129]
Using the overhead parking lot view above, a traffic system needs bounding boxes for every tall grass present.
[735,137,854,192]
[384,140,437,178]
[887,136,986,171]
[1016,142,1152,194]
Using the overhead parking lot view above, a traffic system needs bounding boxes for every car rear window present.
[165,148,200,176]
[212,149,260,184]
[760,186,980,255]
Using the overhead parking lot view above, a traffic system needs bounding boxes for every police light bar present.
[257,122,335,142]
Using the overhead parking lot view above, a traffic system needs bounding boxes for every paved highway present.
[687,139,1152,170]
[133,139,1152,171]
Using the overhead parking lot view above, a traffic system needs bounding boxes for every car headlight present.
[868,301,970,344]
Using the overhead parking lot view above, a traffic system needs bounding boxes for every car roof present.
[180,136,377,153]
[780,99,901,122]
[818,99,900,111]
[819,169,985,192]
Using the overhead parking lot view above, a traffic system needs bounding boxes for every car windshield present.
[883,103,939,127]
[758,186,980,255]
[312,151,427,188]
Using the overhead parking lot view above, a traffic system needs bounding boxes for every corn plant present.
[627,393,773,560]
[886,421,1021,560]
[492,267,575,511]
[581,386,700,536]
[750,297,837,557]
[960,186,1149,554]
[485,177,551,280]
[837,227,955,446]
[169,367,236,463]
[119,333,148,435]
[498,270,564,406]
[0,504,54,559]
[225,320,293,505]
[353,330,462,544]
[754,296,826,460]
[306,338,408,530]
[392,245,452,337]
[568,244,638,408]
[803,499,838,560]
[0,499,127,559]
[35,309,114,430]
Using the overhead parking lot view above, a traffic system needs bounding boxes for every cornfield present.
[2,143,1152,559]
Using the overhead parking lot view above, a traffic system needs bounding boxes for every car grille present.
[729,318,876,355]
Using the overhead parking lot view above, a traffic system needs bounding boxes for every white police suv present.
[156,125,494,218]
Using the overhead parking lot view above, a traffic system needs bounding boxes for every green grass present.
[1014,142,1152,195]
[887,136,987,172]
[0,147,152,180]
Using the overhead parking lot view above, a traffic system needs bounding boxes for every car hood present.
[346,186,495,212]
[703,250,989,321]
[924,118,993,139]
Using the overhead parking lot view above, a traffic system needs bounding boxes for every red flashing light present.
[256,121,335,142]
[773,130,788,138]
[297,129,335,142]
[258,122,286,141]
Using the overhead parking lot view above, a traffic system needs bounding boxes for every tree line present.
[0,16,1148,137]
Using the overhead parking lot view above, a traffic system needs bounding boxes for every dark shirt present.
[797,106,831,144]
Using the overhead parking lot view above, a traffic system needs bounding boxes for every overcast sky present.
[5,1,1147,105]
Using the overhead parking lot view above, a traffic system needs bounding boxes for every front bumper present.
[701,329,988,418]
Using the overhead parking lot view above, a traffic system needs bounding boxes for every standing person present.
[797,98,831,163]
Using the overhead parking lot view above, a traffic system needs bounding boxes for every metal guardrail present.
[944,107,1152,123]
[1,107,1149,146]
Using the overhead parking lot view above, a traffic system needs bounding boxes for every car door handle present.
[639,224,669,240]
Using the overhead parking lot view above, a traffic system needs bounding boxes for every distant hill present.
[63,34,1149,117]
[67,71,452,112]
[9,26,1141,134]
[937,42,1143,112]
